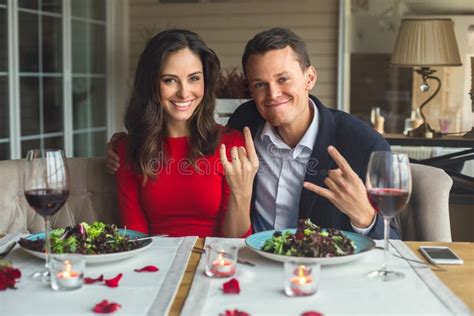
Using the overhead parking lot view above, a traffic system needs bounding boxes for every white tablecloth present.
[182,238,472,316]
[0,235,197,316]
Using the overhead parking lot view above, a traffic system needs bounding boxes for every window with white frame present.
[71,0,107,157]
[0,0,109,160]
[0,0,9,159]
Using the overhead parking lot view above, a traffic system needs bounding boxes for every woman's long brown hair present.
[124,29,221,183]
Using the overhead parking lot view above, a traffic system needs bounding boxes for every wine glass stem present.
[382,217,391,272]
[44,216,51,271]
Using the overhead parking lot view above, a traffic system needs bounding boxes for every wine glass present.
[366,151,411,281]
[24,149,70,282]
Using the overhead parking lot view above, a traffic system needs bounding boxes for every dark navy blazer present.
[227,94,400,240]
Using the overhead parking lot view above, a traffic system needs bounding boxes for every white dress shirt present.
[252,98,376,234]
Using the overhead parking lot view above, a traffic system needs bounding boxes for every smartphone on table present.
[419,246,463,265]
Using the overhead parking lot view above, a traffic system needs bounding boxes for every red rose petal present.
[222,278,240,294]
[134,265,159,272]
[104,273,123,288]
[92,300,122,314]
[0,266,21,290]
[96,300,110,309]
[0,274,10,290]
[221,309,250,316]
[301,311,324,316]
[85,274,104,284]
[103,303,121,313]
[4,267,21,279]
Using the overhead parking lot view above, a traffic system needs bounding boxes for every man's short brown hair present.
[242,27,311,75]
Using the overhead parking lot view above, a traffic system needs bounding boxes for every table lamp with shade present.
[390,18,462,138]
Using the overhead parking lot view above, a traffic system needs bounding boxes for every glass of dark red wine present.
[24,149,70,282]
[366,151,411,281]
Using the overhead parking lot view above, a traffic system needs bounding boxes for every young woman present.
[116,29,258,237]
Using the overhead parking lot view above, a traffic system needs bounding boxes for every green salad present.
[261,219,355,257]
[19,222,142,255]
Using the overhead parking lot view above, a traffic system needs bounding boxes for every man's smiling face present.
[246,46,316,130]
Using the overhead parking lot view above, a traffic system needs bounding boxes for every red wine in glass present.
[24,189,69,217]
[366,151,411,282]
[367,188,410,218]
[24,149,69,283]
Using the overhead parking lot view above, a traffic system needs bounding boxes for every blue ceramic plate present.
[245,229,375,265]
[20,229,152,264]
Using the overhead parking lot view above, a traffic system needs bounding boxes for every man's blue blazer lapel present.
[298,96,336,221]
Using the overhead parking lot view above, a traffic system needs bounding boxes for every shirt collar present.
[260,120,289,149]
[260,98,319,152]
[298,98,319,151]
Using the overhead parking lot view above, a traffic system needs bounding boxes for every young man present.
[227,28,398,239]
[107,27,399,239]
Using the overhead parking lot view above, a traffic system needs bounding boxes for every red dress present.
[115,128,252,238]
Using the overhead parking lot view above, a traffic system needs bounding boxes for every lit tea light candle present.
[55,260,82,289]
[210,253,236,277]
[204,243,238,278]
[289,265,316,296]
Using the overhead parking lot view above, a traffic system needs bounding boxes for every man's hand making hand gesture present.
[303,145,375,228]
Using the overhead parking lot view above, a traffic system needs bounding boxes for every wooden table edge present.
[169,238,204,315]
[405,241,474,311]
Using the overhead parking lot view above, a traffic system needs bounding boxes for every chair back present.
[0,157,118,234]
[395,163,453,242]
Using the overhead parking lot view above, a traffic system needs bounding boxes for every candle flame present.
[217,253,226,265]
[298,276,307,285]
[297,265,307,277]
[64,260,72,272]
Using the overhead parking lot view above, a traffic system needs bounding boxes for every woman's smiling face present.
[158,47,204,134]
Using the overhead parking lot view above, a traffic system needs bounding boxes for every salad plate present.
[245,229,375,265]
[19,229,153,264]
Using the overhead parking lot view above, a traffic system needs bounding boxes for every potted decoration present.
[215,68,250,124]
